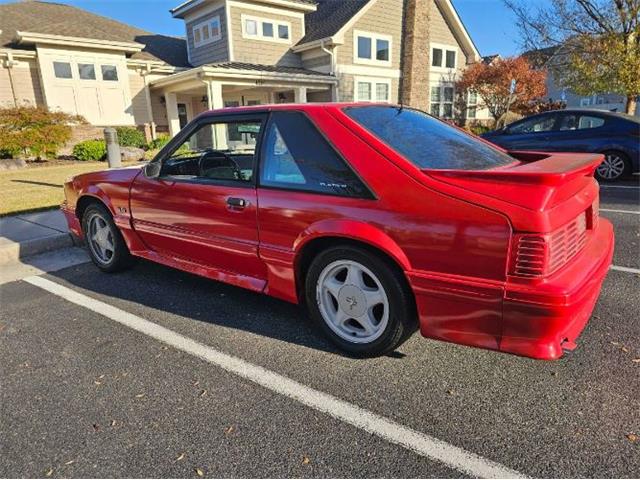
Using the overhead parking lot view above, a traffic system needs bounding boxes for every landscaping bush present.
[0,106,85,159]
[115,126,146,149]
[73,139,106,162]
[146,134,171,150]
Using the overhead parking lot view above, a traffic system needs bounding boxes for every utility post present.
[104,128,121,169]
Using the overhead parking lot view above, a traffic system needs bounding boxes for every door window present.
[177,103,189,129]
[508,115,556,134]
[160,119,263,183]
[559,114,605,130]
[53,61,72,79]
[78,63,96,80]
[260,111,372,198]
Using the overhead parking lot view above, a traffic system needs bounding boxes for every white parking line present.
[25,275,524,479]
[611,265,640,274]
[600,209,640,215]
[600,185,640,189]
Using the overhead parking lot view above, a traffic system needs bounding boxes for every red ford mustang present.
[62,103,614,359]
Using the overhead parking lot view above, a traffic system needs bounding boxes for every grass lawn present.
[0,161,139,216]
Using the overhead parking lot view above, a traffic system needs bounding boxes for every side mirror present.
[144,162,161,178]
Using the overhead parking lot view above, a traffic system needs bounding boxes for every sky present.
[0,0,538,57]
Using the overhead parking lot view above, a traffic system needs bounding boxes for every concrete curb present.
[0,233,81,266]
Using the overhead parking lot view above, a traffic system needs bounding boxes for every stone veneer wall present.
[401,0,431,110]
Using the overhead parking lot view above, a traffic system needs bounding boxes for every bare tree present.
[505,0,640,115]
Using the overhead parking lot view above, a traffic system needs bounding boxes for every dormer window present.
[193,16,222,48]
[242,15,291,44]
[354,30,392,66]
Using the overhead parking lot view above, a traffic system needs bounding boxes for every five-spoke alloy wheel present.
[306,245,415,356]
[82,203,134,272]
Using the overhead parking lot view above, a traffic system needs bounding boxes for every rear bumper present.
[409,219,614,360]
[499,218,614,359]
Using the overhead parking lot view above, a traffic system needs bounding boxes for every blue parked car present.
[482,109,640,182]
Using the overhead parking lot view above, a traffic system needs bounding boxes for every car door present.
[499,113,560,150]
[548,112,608,153]
[130,113,268,283]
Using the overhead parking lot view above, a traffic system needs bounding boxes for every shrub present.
[73,139,106,162]
[146,134,171,150]
[0,106,85,159]
[115,126,146,149]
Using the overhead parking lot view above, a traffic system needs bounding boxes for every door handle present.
[226,197,247,208]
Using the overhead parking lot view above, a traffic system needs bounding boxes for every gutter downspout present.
[320,39,338,101]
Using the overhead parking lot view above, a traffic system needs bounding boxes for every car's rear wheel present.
[305,245,415,356]
[596,151,630,182]
[82,203,134,273]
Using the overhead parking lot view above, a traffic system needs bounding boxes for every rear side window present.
[345,106,514,170]
[260,111,372,198]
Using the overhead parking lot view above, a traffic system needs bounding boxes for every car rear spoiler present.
[423,152,604,186]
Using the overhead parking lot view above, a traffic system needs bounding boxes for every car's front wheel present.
[596,151,630,182]
[82,203,134,273]
[305,246,415,356]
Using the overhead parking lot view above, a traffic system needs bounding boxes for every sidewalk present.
[0,209,78,265]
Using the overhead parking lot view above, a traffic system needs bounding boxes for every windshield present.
[344,106,515,170]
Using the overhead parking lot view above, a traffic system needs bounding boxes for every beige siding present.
[128,69,151,125]
[229,4,303,67]
[0,59,44,108]
[186,7,230,66]
[336,0,403,70]
[302,52,331,72]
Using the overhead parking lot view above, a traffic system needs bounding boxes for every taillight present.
[510,213,588,278]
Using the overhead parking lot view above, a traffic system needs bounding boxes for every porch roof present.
[150,62,337,91]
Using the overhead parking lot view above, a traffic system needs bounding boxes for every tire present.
[305,245,416,357]
[82,203,134,273]
[595,151,631,182]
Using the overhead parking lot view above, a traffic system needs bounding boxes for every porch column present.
[294,86,308,103]
[165,92,180,137]
[205,80,224,110]
[204,80,227,149]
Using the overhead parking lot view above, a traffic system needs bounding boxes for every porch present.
[149,63,338,136]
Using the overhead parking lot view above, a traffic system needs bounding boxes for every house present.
[0,0,485,139]
[524,45,640,117]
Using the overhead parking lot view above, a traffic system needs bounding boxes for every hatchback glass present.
[345,106,514,170]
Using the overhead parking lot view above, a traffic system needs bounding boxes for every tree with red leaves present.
[456,56,548,123]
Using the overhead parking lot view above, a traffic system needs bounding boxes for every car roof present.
[535,108,640,123]
[195,102,396,118]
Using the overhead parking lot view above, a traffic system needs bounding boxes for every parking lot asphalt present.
[1,183,638,478]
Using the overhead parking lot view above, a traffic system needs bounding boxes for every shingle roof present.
[0,1,190,67]
[298,0,371,45]
[205,62,334,76]
[172,0,316,13]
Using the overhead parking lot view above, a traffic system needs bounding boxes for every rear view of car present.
[341,106,614,358]
[481,109,640,182]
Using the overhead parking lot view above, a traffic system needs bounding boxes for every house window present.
[431,45,457,69]
[278,24,289,40]
[78,63,96,80]
[580,97,591,107]
[53,61,72,79]
[357,37,372,60]
[430,85,454,118]
[245,19,258,36]
[242,15,292,44]
[354,30,392,66]
[432,49,442,67]
[101,65,118,81]
[355,78,391,103]
[193,16,222,47]
[467,91,477,119]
